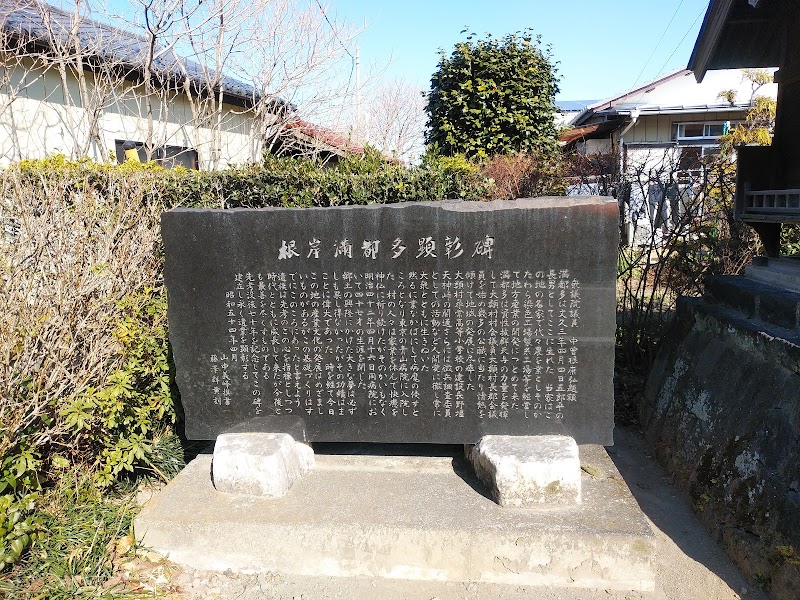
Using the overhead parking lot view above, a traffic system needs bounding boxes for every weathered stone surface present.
[641,296,800,599]
[469,435,581,507]
[162,197,619,444]
[212,433,314,497]
[135,443,654,591]
[705,273,800,333]
[744,256,800,295]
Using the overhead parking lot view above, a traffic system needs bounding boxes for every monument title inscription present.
[163,198,618,444]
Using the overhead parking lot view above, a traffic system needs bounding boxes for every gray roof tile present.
[0,0,284,108]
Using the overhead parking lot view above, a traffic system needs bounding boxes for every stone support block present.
[212,432,314,498]
[469,435,581,507]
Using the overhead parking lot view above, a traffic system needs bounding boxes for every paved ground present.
[127,426,767,600]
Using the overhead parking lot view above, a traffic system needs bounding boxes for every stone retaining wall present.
[641,295,800,599]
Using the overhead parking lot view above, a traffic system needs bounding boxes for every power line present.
[653,6,706,78]
[313,0,355,62]
[629,0,686,92]
[626,5,707,109]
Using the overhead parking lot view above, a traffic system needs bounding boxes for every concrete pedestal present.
[469,435,581,507]
[135,443,654,592]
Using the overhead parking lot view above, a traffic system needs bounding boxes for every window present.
[115,140,199,170]
[158,145,199,169]
[674,122,730,141]
[678,123,705,139]
[678,146,719,172]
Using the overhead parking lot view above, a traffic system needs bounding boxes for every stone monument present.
[136,197,655,592]
[162,197,618,445]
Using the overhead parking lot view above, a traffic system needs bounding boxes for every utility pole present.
[355,45,361,141]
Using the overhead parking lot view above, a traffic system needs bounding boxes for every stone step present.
[704,274,800,333]
[135,444,655,592]
[745,256,800,294]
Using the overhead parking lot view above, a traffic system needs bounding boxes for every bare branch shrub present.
[615,147,759,371]
[0,150,496,482]
[0,161,165,466]
[479,151,564,200]
[563,151,617,196]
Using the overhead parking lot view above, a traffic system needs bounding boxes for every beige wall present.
[0,55,263,168]
[622,110,746,143]
[624,146,681,178]
[581,138,613,155]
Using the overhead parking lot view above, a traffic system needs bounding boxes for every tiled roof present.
[283,119,365,155]
[559,123,604,145]
[559,119,624,145]
[0,0,282,108]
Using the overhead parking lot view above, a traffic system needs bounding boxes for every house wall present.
[623,114,673,144]
[622,110,745,144]
[581,138,612,155]
[0,55,263,168]
[615,110,751,246]
[622,145,680,245]
[624,145,680,178]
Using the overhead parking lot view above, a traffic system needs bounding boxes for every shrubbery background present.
[0,150,513,578]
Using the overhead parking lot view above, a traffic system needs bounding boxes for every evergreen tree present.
[425,30,559,159]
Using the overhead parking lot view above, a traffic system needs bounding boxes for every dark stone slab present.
[704,275,758,318]
[759,290,800,331]
[162,197,618,444]
[705,274,800,332]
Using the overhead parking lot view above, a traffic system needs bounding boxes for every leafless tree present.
[0,0,113,161]
[0,6,41,162]
[610,145,757,369]
[0,0,364,167]
[35,0,131,158]
[239,0,362,159]
[359,78,426,163]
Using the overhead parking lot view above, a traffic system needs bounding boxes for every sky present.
[324,0,711,102]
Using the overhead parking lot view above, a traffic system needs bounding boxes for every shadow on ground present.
[608,425,767,599]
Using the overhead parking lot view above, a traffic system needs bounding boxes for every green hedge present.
[0,150,493,570]
[11,149,492,210]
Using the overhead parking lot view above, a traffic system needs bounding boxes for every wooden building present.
[561,69,776,245]
[690,0,800,256]
[0,0,360,169]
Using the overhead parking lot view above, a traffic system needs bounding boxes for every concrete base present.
[704,273,800,335]
[135,444,655,592]
[212,433,314,498]
[469,435,581,507]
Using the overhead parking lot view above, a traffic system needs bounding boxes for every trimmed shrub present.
[0,151,492,537]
